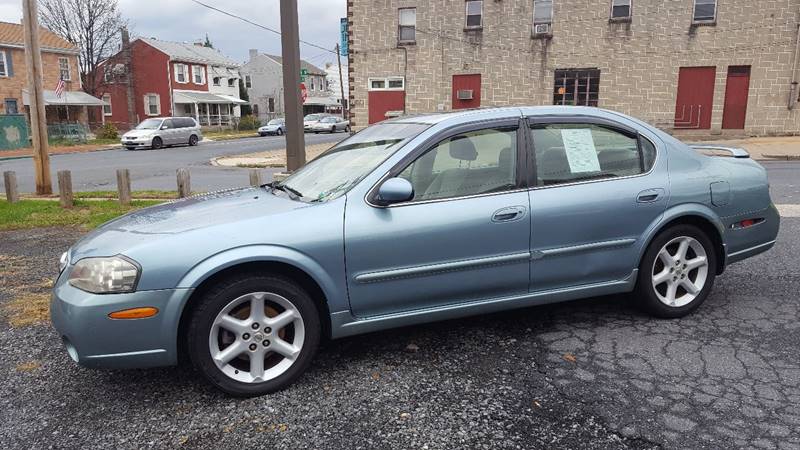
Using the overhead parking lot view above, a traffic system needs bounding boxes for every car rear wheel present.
[151,137,163,149]
[277,128,283,136]
[187,273,320,397]
[189,134,198,146]
[635,224,717,318]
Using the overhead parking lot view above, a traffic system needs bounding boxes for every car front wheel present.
[187,273,321,397]
[151,137,163,149]
[635,224,717,318]
[189,134,198,146]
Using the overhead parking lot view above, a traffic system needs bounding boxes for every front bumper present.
[121,137,152,148]
[50,274,192,369]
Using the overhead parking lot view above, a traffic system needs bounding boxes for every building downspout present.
[789,23,800,110]
[398,45,408,115]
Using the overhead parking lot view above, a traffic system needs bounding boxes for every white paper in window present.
[560,129,601,173]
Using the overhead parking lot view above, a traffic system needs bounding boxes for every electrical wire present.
[189,0,337,55]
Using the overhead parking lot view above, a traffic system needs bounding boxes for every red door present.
[368,91,405,124]
[674,67,716,129]
[452,74,481,109]
[722,66,751,130]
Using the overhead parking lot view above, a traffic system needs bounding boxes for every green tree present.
[239,78,252,116]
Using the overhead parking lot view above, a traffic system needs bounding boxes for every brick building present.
[97,35,245,130]
[0,21,105,132]
[346,0,800,136]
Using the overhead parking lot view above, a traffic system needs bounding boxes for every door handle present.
[637,188,664,203]
[492,206,526,223]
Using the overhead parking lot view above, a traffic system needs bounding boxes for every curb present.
[760,154,800,161]
[0,145,121,161]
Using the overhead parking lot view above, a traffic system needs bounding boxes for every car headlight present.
[68,256,140,294]
[59,251,69,273]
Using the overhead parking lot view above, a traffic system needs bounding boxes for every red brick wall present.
[170,61,208,92]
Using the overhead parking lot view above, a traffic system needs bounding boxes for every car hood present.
[123,130,156,138]
[69,187,305,261]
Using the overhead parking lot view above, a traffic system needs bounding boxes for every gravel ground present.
[1,218,798,449]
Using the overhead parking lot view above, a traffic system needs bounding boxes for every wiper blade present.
[272,183,304,200]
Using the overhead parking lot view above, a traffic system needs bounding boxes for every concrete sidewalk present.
[699,136,800,160]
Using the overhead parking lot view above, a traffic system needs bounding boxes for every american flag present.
[54,76,65,98]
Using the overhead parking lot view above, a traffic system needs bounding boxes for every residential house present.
[97,36,246,129]
[347,0,800,136]
[240,49,333,121]
[0,21,105,136]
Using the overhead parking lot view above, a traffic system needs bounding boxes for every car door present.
[174,118,189,143]
[344,119,531,317]
[526,116,667,292]
[160,119,177,145]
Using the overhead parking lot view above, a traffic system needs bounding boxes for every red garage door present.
[368,91,405,124]
[674,67,716,130]
[722,66,751,130]
[452,74,481,109]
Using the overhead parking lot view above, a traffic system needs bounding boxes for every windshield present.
[268,119,283,125]
[277,122,429,202]
[304,114,322,121]
[321,117,336,123]
[136,118,163,130]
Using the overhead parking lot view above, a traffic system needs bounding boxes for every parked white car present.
[311,116,351,133]
[303,113,330,132]
[121,117,201,150]
[258,118,286,136]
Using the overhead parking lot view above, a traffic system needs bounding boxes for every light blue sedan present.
[51,107,779,396]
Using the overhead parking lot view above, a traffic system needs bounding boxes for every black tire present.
[189,134,199,146]
[345,125,351,133]
[634,224,717,318]
[187,273,321,397]
[151,136,163,149]
[277,128,283,136]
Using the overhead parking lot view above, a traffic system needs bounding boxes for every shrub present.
[238,115,261,130]
[96,123,119,140]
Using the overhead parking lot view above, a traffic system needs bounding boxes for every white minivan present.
[121,117,202,150]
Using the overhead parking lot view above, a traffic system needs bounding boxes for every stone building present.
[346,0,800,136]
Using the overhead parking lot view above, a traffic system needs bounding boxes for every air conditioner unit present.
[533,23,551,35]
[457,89,474,100]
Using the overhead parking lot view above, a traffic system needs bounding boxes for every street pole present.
[22,0,52,195]
[335,43,346,120]
[280,0,305,172]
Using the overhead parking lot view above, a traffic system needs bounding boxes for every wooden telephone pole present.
[22,0,52,195]
[280,0,305,172]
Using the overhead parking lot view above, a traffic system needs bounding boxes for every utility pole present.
[335,43,346,120]
[280,0,305,172]
[22,0,52,195]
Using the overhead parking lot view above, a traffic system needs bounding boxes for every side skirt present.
[329,269,638,339]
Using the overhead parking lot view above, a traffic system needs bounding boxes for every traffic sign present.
[300,68,308,82]
[300,82,307,103]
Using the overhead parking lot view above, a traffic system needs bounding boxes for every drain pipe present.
[789,23,800,110]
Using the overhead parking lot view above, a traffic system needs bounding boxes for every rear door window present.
[530,123,654,186]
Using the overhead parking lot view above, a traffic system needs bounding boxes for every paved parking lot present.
[1,163,798,449]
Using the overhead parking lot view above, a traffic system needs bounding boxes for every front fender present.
[636,203,726,266]
[175,244,345,312]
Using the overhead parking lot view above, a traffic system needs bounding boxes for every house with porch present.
[97,36,246,130]
[0,21,106,147]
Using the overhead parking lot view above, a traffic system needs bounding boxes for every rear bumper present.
[50,275,192,369]
[722,203,780,266]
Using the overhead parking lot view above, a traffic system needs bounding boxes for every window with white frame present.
[192,65,205,84]
[145,93,160,116]
[398,8,416,43]
[610,0,631,19]
[245,75,252,88]
[213,76,221,86]
[0,51,7,77]
[310,78,315,91]
[58,57,70,81]
[175,64,188,83]
[465,1,483,28]
[368,77,404,91]
[102,94,112,116]
[228,78,235,87]
[533,0,553,24]
[693,0,716,22]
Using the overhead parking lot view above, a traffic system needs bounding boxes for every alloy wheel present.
[651,236,709,308]
[208,292,305,383]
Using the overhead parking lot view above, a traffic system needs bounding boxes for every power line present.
[189,0,337,55]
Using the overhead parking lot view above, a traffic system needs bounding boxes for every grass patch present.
[72,190,179,200]
[205,129,260,141]
[4,292,50,327]
[0,199,163,231]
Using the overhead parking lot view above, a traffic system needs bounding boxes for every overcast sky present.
[0,0,346,67]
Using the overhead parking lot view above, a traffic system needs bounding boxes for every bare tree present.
[38,0,127,96]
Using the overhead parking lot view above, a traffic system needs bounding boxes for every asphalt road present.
[0,132,345,193]
[0,163,798,449]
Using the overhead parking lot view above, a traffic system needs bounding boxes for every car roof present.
[387,106,640,125]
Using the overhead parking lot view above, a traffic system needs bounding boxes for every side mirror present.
[161,125,169,130]
[375,177,414,205]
